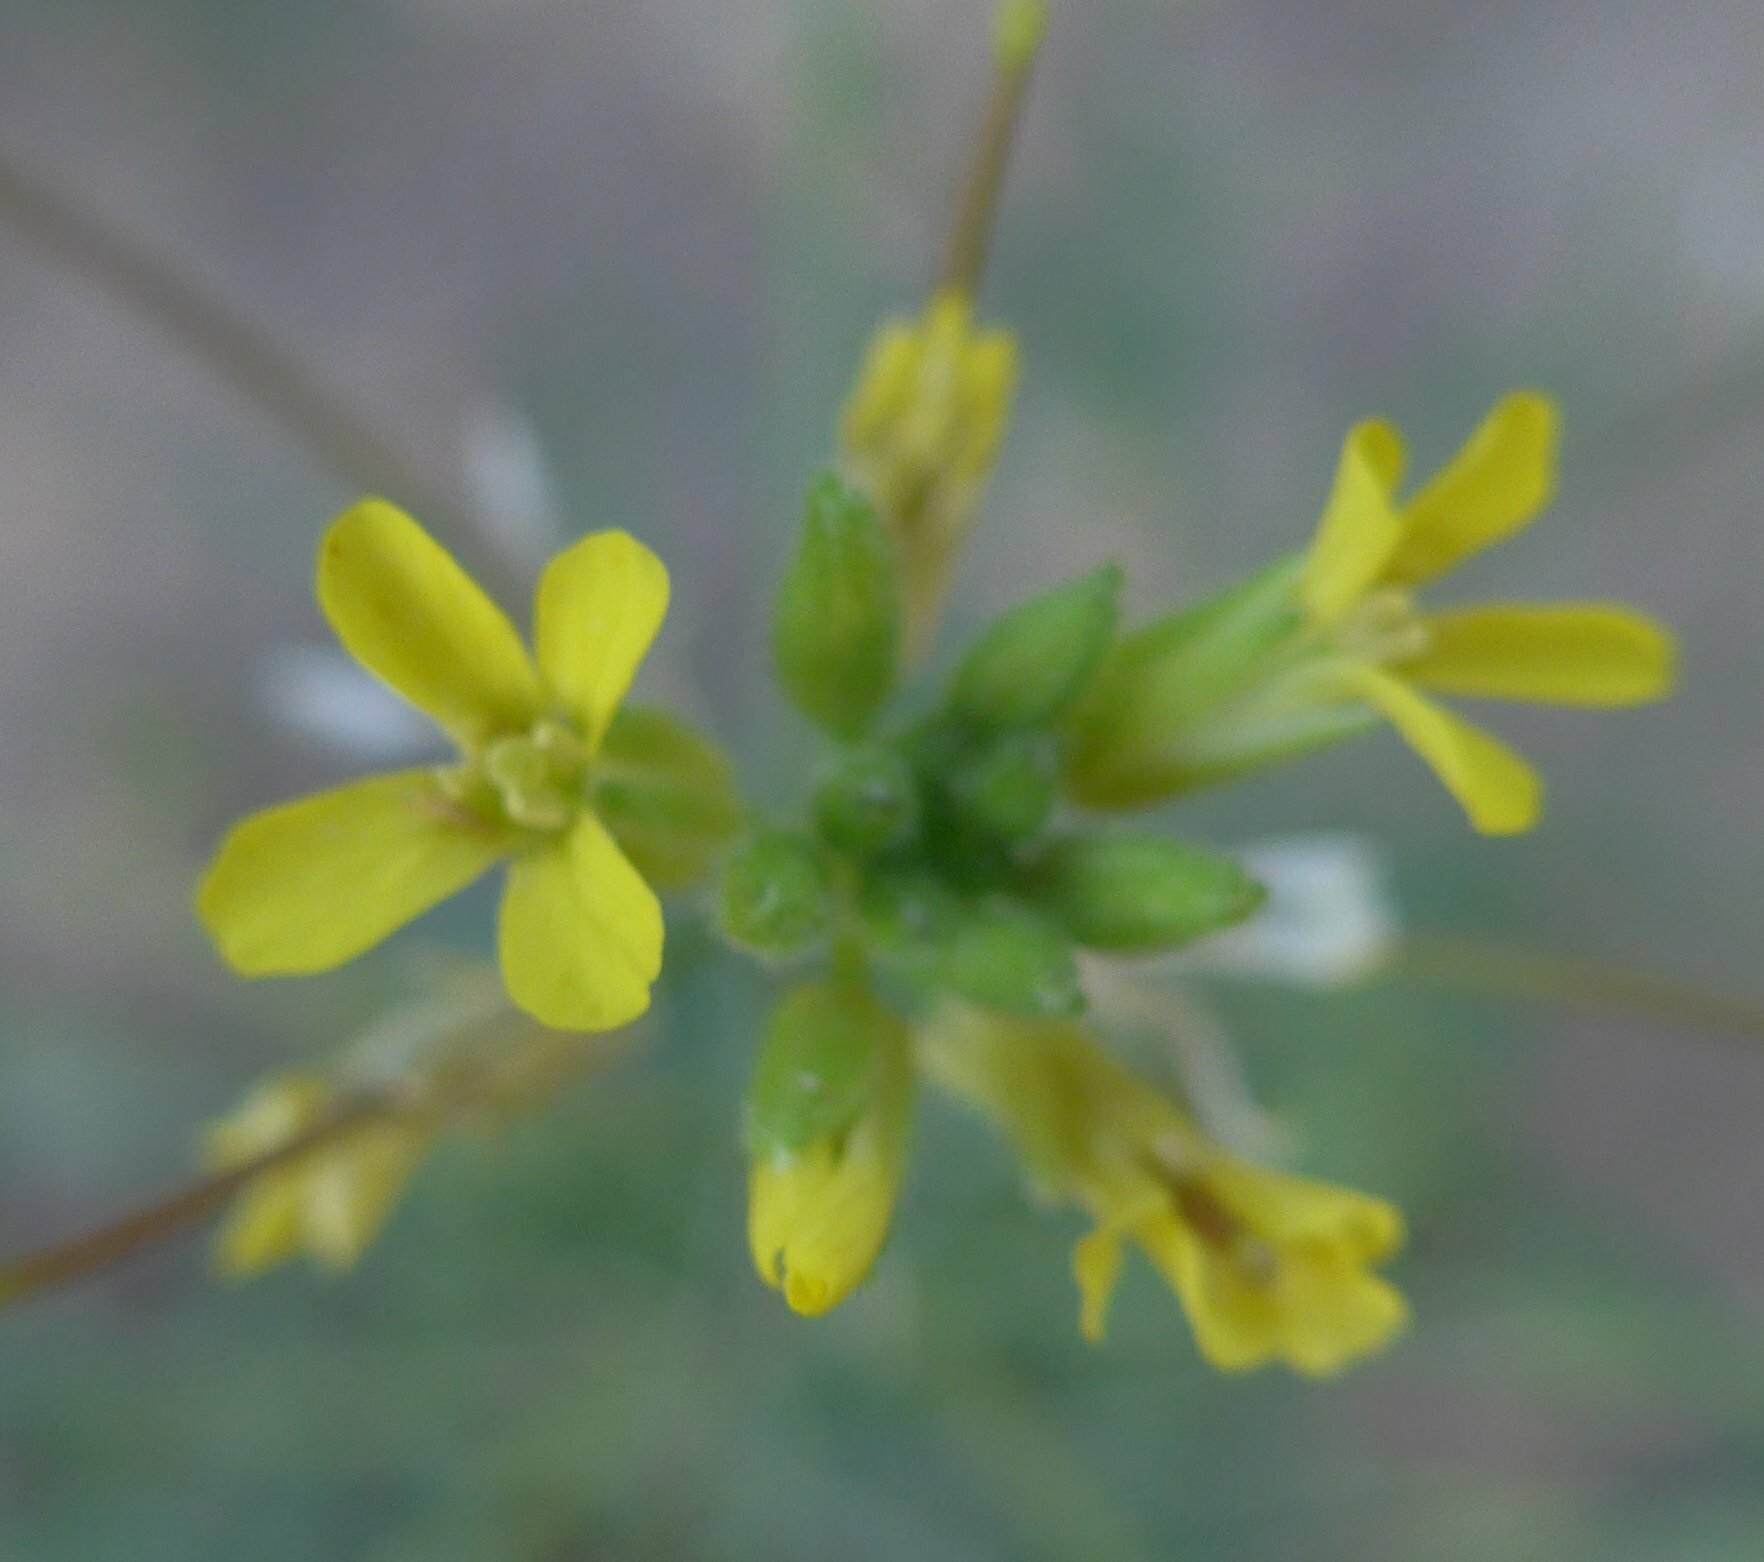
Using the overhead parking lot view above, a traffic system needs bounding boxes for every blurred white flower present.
[1187,832,1398,988]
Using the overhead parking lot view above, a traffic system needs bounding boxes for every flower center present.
[471,717,589,832]
[1333,587,1431,667]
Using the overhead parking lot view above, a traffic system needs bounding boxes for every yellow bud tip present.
[994,0,1048,72]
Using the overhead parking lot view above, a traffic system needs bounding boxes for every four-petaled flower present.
[199,501,669,1030]
[1297,392,1676,833]
[924,1005,1407,1376]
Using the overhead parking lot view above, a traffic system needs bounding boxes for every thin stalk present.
[0,148,467,532]
[0,1091,398,1309]
[1384,935,1764,1048]
[938,4,1047,297]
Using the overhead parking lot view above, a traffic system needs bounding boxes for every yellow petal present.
[1300,420,1407,627]
[1074,1226,1127,1343]
[747,1076,909,1317]
[497,812,662,1030]
[533,530,670,750]
[1384,392,1559,587]
[1203,1158,1405,1268]
[198,771,509,975]
[1402,603,1678,707]
[318,500,542,749]
[1275,1248,1409,1378]
[1138,1213,1284,1373]
[1334,663,1542,835]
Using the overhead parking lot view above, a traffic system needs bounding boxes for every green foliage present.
[772,473,903,738]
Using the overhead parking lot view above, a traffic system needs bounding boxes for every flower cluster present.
[183,2,1676,1379]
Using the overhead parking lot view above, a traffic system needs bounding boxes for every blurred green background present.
[2,0,1762,1557]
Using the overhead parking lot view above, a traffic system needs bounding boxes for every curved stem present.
[0,148,468,533]
[1383,934,1764,1048]
[0,1091,397,1310]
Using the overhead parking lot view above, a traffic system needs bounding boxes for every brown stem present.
[0,148,468,533]
[1384,935,1764,1048]
[0,1092,397,1309]
[938,23,1043,297]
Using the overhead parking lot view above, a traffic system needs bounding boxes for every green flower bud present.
[746,980,906,1156]
[948,563,1121,731]
[942,730,1058,842]
[592,706,743,892]
[773,474,902,739]
[718,828,833,958]
[857,865,962,965]
[1023,834,1265,952]
[813,746,920,855]
[941,902,1083,1020]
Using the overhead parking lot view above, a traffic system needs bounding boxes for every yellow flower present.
[748,1021,913,1317]
[923,1006,1407,1376]
[198,500,670,1030]
[205,1074,430,1277]
[842,289,1020,650]
[1294,392,1676,833]
[1068,393,1676,830]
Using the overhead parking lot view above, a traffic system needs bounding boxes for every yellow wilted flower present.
[842,290,1019,650]
[205,1074,430,1277]
[1068,393,1677,832]
[198,500,670,1030]
[922,1006,1407,1376]
[747,989,914,1317]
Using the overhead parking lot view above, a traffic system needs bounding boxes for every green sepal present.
[940,902,1084,1020]
[745,980,904,1156]
[813,745,921,855]
[716,827,833,958]
[948,563,1122,731]
[1023,833,1265,952]
[592,706,743,892]
[772,473,902,738]
[1064,554,1309,808]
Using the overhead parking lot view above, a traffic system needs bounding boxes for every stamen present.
[1335,588,1431,666]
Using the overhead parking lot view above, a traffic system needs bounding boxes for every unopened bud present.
[949,563,1121,731]
[814,746,921,855]
[941,902,1083,1019]
[718,828,833,958]
[1024,833,1265,952]
[773,474,902,738]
